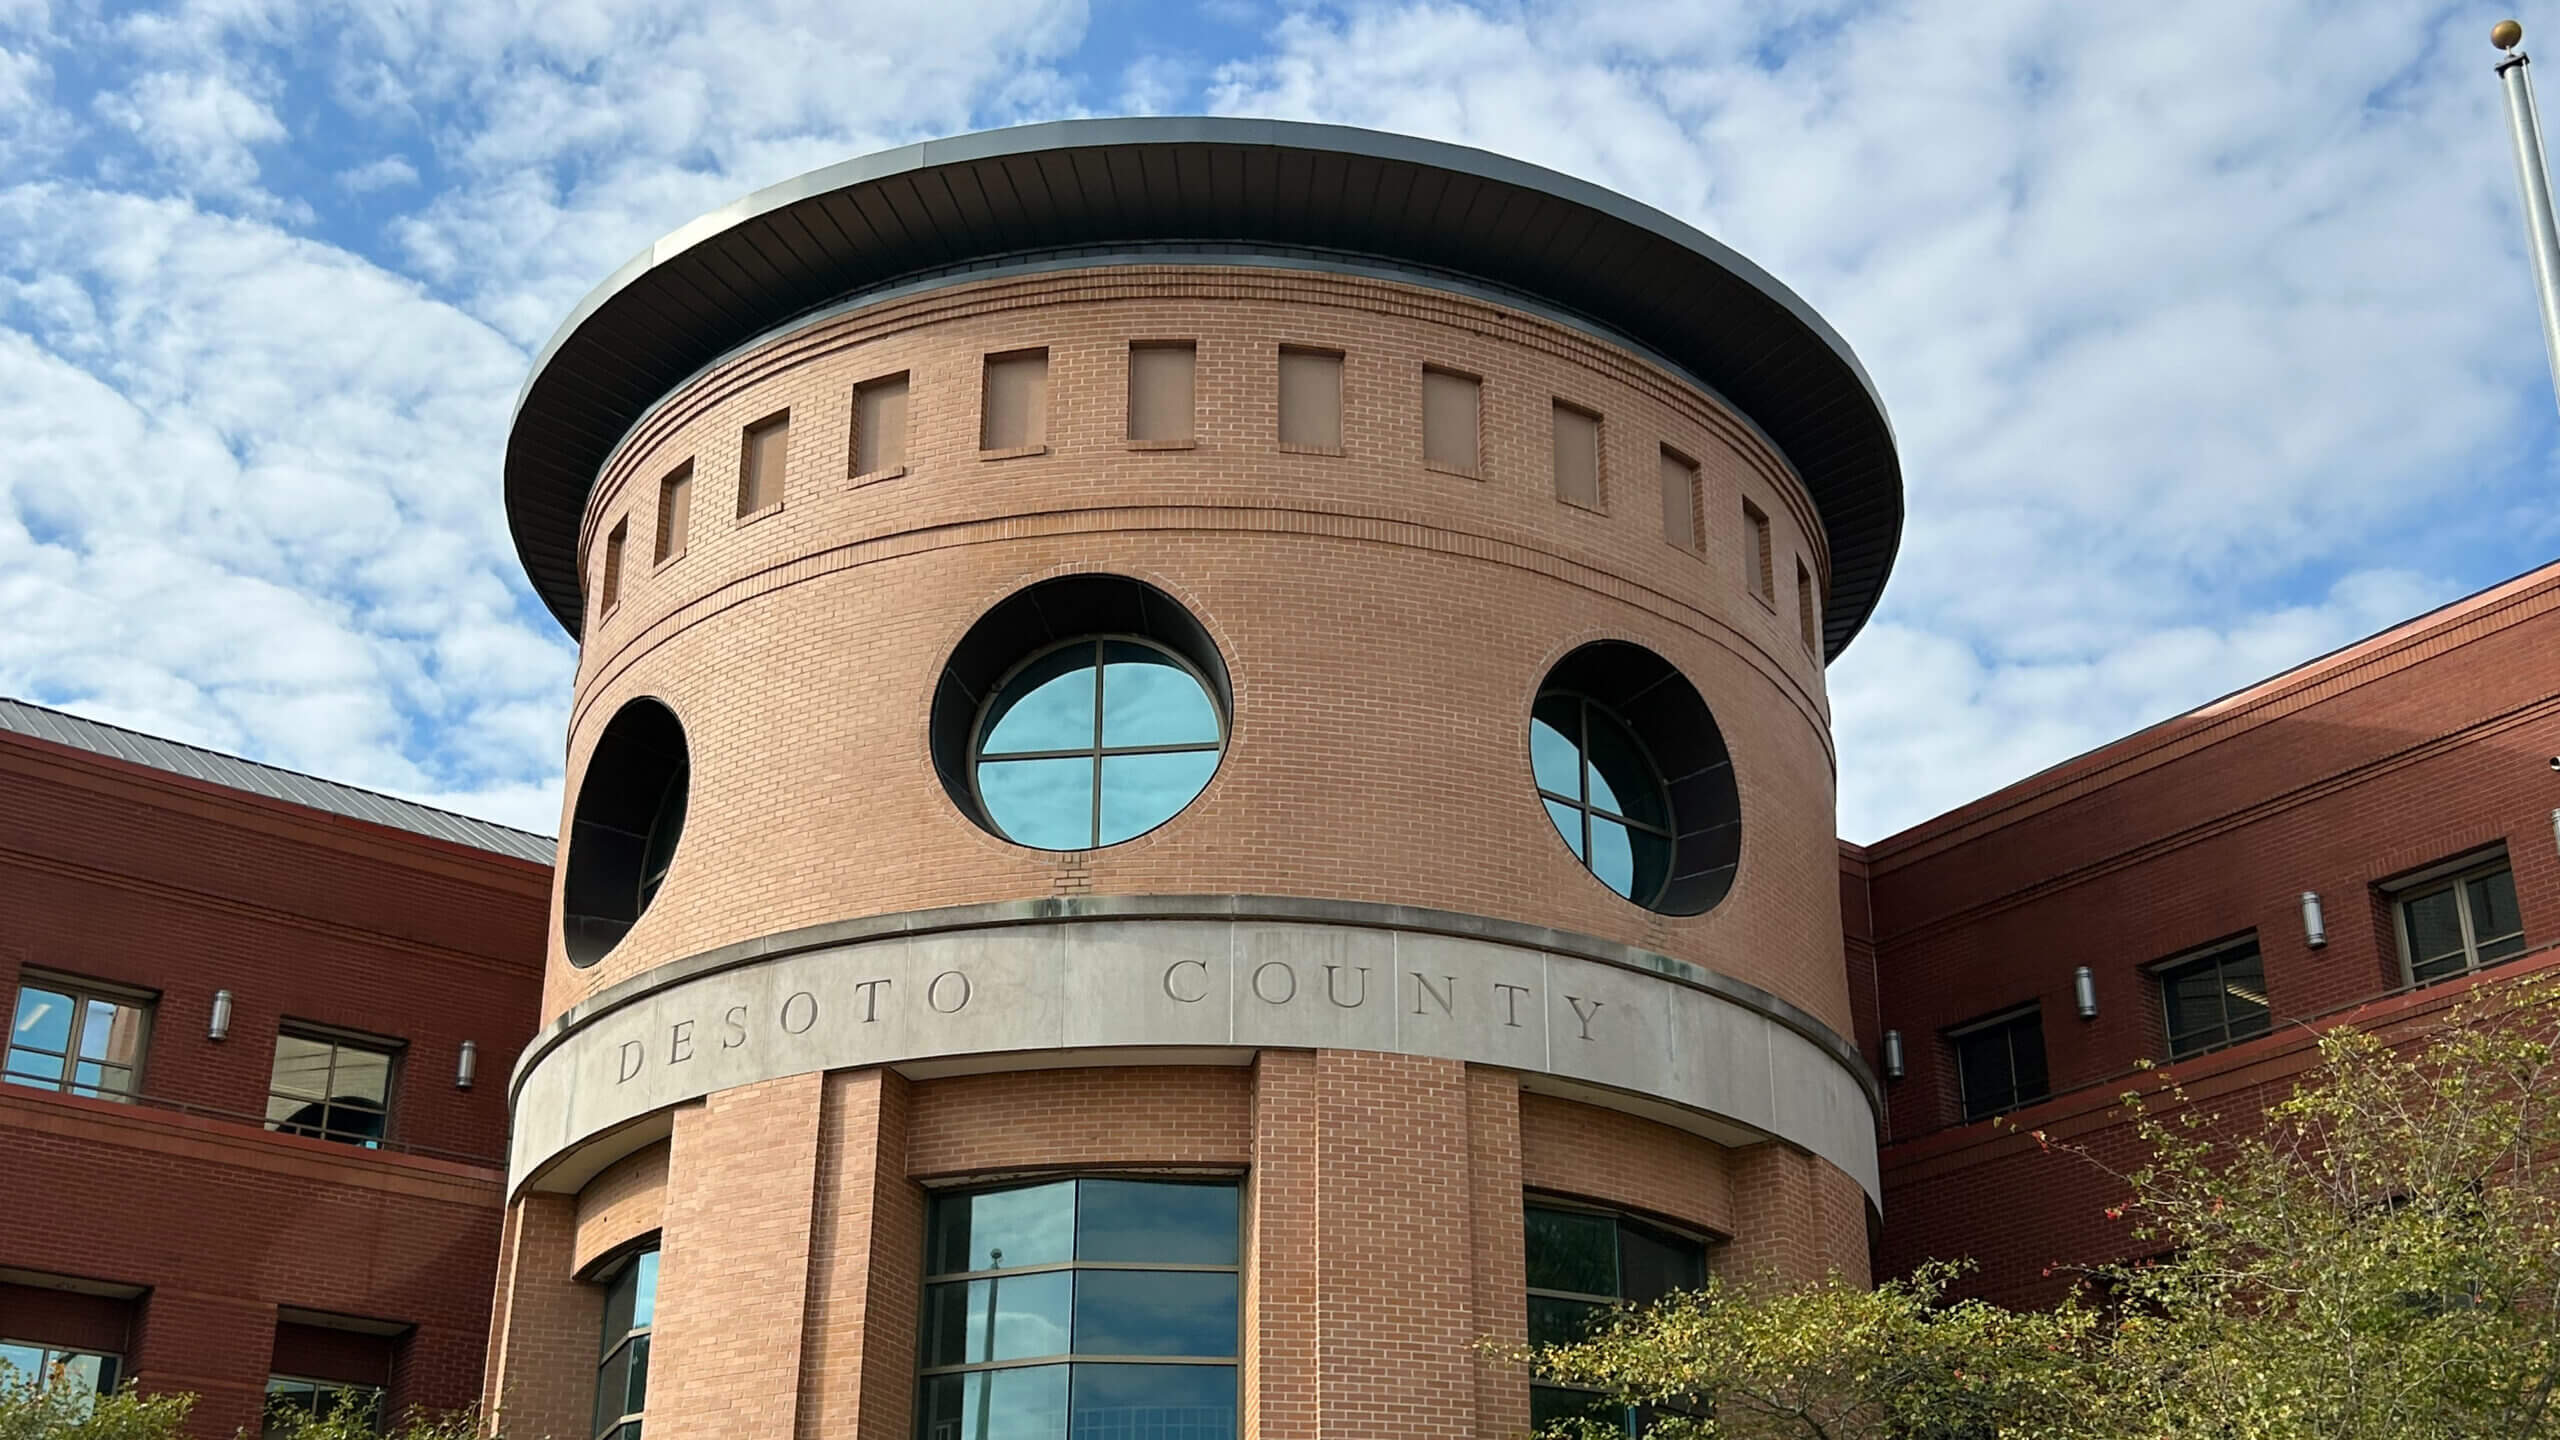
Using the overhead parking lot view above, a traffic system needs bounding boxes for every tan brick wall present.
[482,1194,595,1440]
[544,266,1850,1048]
[1466,1069,1529,1440]
[905,1064,1252,1178]
[1518,1092,1735,1238]
[797,1068,918,1440]
[650,1077,822,1439]
[1723,1142,1872,1288]
[1245,1051,1318,1440]
[570,1140,667,1273]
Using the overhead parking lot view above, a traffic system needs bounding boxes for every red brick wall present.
[1866,565,2560,1305]
[0,729,547,1434]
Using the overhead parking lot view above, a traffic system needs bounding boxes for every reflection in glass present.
[974,639,1222,851]
[595,1247,657,1439]
[264,1031,395,1147]
[1073,1271,1239,1357]
[1525,1204,1708,1437]
[924,1272,1074,1366]
[931,1182,1077,1274]
[918,1365,1069,1440]
[6,980,150,1100]
[1530,693,1674,904]
[1069,1364,1236,1440]
[1075,1181,1239,1265]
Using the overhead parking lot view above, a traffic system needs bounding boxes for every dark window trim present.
[1946,1003,2048,1122]
[2388,848,2524,987]
[2148,933,2270,1061]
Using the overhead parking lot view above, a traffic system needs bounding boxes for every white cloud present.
[93,68,292,210]
[338,154,418,193]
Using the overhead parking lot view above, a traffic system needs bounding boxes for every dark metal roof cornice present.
[505,117,1904,657]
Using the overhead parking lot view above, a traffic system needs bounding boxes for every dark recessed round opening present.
[933,576,1232,851]
[563,697,690,967]
[1530,642,1740,915]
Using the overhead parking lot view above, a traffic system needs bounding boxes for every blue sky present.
[0,0,2551,844]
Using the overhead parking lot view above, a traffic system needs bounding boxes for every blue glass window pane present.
[1068,1363,1235,1440]
[1542,800,1584,859]
[924,1272,1074,1366]
[1098,752,1217,845]
[0,1343,42,1380]
[984,649,1098,755]
[931,1182,1077,1274]
[78,1003,119,1061]
[630,1251,659,1330]
[980,758,1095,851]
[11,987,71,1054]
[1100,644,1218,747]
[1072,1272,1239,1357]
[1530,698,1581,796]
[920,1364,1068,1440]
[1075,1181,1239,1264]
[1589,819,1636,897]
[5,1051,61,1088]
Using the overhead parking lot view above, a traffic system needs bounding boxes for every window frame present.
[967,634,1228,852]
[2150,934,2271,1060]
[263,1022,402,1148]
[262,1373,385,1437]
[1522,1196,1711,1435]
[593,1242,658,1440]
[915,1175,1244,1440]
[2389,850,2526,987]
[4,970,154,1101]
[1946,1004,2049,1122]
[0,1338,123,1406]
[1531,689,1678,908]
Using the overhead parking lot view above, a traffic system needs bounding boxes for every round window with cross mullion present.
[1532,692,1675,905]
[973,637,1224,850]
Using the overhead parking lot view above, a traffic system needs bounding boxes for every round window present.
[1527,642,1742,916]
[934,575,1233,852]
[561,697,690,967]
[1532,693,1674,904]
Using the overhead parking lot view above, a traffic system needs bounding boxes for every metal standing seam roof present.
[505,116,1905,660]
[0,696,557,864]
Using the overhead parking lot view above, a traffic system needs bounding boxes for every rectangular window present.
[982,349,1050,451]
[1127,342,1197,445]
[1743,499,1774,601]
[263,1376,383,1438]
[2396,853,2525,985]
[1797,560,1818,652]
[4,972,150,1100]
[265,1027,397,1147]
[1277,346,1343,451]
[652,466,691,565]
[1659,448,1700,551]
[1421,366,1481,475]
[852,372,910,477]
[1552,402,1603,510]
[920,1178,1240,1440]
[1524,1202,1707,1435]
[2155,937,2271,1059]
[738,412,789,516]
[600,518,627,612]
[595,1246,658,1440]
[0,1340,121,1414]
[1949,1006,2048,1121]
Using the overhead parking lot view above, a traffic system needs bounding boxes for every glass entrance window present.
[919,1178,1239,1440]
[1524,1203,1708,1435]
[5,974,150,1100]
[972,640,1223,851]
[595,1246,658,1440]
[1531,693,1674,904]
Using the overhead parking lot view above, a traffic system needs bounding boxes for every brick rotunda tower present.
[484,118,1904,1440]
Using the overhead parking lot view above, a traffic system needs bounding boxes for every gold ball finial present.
[2495,18,2525,50]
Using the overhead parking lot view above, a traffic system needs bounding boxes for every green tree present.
[0,1367,190,1440]
[1518,970,2560,1440]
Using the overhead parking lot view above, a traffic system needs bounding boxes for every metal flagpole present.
[2495,20,2560,418]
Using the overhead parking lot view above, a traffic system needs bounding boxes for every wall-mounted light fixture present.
[2549,805,2559,858]
[2301,891,2329,949]
[208,989,233,1042]
[2073,966,2099,1020]
[1882,1029,1906,1081]
[456,1040,478,1090]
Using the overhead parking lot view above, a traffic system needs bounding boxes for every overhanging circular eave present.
[506,116,1904,658]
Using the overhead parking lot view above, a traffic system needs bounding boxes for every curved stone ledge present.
[507,897,1882,1205]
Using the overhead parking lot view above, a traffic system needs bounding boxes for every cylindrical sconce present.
[1881,1029,1906,1081]
[2301,890,2328,949]
[2073,966,2099,1020]
[208,988,233,1042]
[456,1040,478,1090]
[2549,806,2559,858]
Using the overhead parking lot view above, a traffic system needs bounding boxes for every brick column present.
[796,1067,919,1440]
[1465,1069,1527,1439]
[1245,1050,1319,1440]
[648,1073,825,1439]
[480,1193,597,1440]
[1724,1146,1870,1286]
[130,1289,272,1440]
